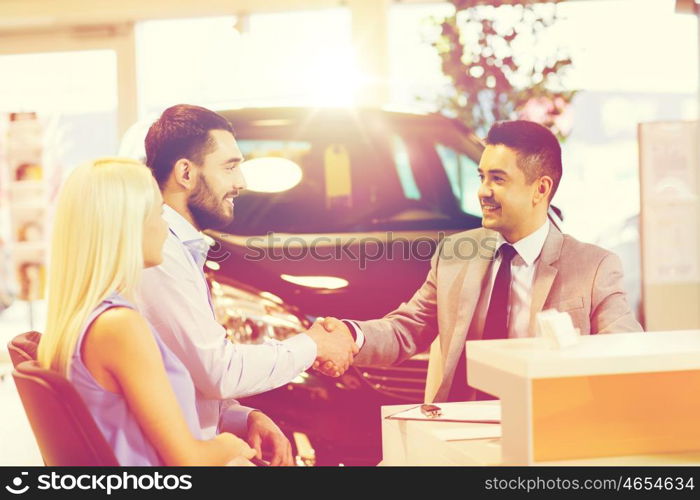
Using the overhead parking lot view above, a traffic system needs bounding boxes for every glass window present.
[0,49,118,329]
[236,141,308,194]
[0,50,119,169]
[231,133,367,234]
[435,143,481,217]
[390,135,421,201]
[136,9,355,116]
[388,0,697,241]
[222,110,485,235]
[551,0,698,242]
[388,2,453,112]
[239,140,312,163]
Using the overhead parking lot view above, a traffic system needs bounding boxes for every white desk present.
[380,402,700,466]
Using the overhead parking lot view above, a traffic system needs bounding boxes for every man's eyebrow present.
[477,168,509,176]
[223,157,243,165]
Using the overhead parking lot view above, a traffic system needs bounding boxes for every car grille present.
[354,353,429,402]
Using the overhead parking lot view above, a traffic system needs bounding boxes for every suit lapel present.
[437,229,496,399]
[528,225,564,335]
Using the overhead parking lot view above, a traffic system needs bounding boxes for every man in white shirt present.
[139,104,356,465]
[320,120,642,402]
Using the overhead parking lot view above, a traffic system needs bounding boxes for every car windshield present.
[221,109,483,235]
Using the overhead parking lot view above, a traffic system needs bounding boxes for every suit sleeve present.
[352,240,443,367]
[590,252,643,333]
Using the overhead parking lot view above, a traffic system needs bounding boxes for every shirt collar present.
[495,219,550,267]
[163,204,204,243]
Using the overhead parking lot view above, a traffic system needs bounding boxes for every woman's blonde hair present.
[38,157,156,374]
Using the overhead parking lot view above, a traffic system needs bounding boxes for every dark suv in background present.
[205,107,486,465]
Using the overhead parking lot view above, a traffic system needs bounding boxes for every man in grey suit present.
[320,120,643,402]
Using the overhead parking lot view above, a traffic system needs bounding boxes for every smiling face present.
[477,144,549,243]
[187,129,246,231]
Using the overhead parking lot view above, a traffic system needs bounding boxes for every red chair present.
[7,331,42,367]
[12,360,119,466]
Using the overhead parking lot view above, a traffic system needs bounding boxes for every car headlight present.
[210,279,306,344]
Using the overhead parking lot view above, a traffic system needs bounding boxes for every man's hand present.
[313,317,357,377]
[247,411,294,466]
[227,456,255,466]
[305,318,358,377]
[221,432,256,466]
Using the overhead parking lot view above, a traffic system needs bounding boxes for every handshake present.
[304,317,358,377]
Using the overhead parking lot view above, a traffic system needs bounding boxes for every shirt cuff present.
[218,402,256,436]
[343,320,365,351]
[282,332,317,371]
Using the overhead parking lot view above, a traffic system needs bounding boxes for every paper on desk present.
[432,425,502,442]
[385,401,501,423]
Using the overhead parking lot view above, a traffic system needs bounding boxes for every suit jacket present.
[353,225,643,403]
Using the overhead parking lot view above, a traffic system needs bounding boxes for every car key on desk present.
[420,404,442,418]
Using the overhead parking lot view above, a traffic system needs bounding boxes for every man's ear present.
[172,158,196,190]
[533,176,553,205]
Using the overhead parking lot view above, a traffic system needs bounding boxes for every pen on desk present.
[384,404,501,423]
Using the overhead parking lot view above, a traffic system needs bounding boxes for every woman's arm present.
[83,306,255,466]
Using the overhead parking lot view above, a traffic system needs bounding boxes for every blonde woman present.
[37,157,255,466]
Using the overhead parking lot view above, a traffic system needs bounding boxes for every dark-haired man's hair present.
[485,120,562,202]
[145,104,234,187]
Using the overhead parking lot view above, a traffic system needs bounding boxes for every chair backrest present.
[7,331,42,367]
[12,360,119,466]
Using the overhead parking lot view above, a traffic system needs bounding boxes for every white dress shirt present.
[139,205,317,439]
[349,220,551,347]
[483,219,550,338]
